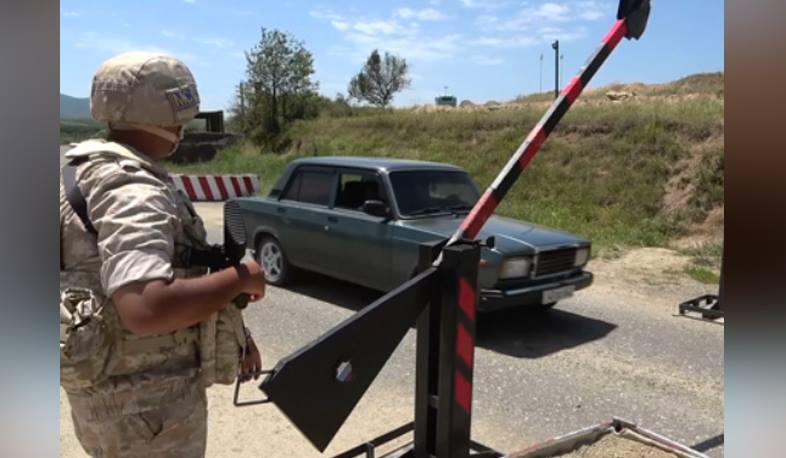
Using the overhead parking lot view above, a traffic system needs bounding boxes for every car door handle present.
[327,216,339,223]
[276,207,286,214]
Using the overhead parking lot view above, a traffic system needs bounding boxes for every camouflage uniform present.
[60,52,247,458]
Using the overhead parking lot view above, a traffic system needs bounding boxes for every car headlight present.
[499,257,532,279]
[574,247,590,266]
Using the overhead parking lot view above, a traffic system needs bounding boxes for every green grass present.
[168,77,724,264]
[684,266,721,284]
[680,240,723,284]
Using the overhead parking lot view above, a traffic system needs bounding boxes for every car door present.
[323,168,393,290]
[277,166,337,272]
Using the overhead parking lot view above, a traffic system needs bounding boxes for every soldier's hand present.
[239,259,266,302]
[239,336,262,382]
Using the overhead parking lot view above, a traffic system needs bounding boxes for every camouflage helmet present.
[90,52,200,128]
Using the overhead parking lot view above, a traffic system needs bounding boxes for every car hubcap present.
[260,242,282,282]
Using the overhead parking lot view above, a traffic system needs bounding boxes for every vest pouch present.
[60,287,114,390]
[213,305,247,385]
[198,315,218,387]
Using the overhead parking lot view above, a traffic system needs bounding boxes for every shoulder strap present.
[62,158,98,237]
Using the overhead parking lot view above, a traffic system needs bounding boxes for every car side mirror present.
[362,200,390,218]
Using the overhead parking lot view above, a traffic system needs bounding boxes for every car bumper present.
[478,271,593,312]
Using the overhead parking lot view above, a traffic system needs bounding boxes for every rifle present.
[185,199,250,309]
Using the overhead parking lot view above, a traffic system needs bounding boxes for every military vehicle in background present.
[169,110,243,164]
[434,95,457,107]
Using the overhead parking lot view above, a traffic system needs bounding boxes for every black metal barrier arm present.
[255,264,440,452]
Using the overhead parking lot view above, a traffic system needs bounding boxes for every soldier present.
[59,52,265,457]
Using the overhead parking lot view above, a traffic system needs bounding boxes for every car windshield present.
[389,170,480,217]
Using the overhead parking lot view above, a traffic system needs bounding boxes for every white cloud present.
[538,25,588,42]
[471,1,605,45]
[470,36,505,46]
[184,0,195,3]
[332,20,350,31]
[193,37,234,49]
[63,11,81,17]
[72,31,175,56]
[310,9,341,20]
[470,36,538,48]
[459,0,511,11]
[69,31,208,67]
[534,3,571,21]
[161,29,185,39]
[580,10,603,20]
[311,8,458,61]
[472,55,505,66]
[575,1,609,20]
[395,8,446,21]
[337,31,461,61]
[354,20,400,36]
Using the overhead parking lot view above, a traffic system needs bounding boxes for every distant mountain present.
[60,94,90,119]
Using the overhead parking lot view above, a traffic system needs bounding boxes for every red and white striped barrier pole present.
[171,174,260,201]
[445,0,651,249]
[433,3,651,456]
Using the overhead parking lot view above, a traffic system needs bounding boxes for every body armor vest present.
[60,141,245,406]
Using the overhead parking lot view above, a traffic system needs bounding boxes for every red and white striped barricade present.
[171,174,260,201]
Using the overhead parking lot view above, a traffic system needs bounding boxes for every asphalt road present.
[195,203,724,457]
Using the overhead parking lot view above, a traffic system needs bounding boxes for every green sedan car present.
[233,157,593,311]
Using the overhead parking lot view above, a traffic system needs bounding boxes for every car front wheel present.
[256,236,292,286]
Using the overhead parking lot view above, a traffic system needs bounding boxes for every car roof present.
[290,156,466,173]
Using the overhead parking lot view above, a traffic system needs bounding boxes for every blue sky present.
[60,1,723,110]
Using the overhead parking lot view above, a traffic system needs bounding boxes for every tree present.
[244,28,317,141]
[348,50,411,107]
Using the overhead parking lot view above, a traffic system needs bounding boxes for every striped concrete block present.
[171,174,260,201]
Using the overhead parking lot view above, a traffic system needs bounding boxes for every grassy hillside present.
[171,73,725,280]
[60,94,91,119]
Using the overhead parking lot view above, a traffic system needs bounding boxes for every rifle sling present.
[62,158,98,237]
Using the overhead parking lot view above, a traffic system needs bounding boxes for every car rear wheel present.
[256,236,292,286]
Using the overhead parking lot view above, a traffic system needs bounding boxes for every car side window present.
[335,171,385,210]
[282,169,334,206]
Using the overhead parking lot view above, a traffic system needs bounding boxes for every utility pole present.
[551,40,559,99]
[560,53,564,87]
[238,81,246,118]
[539,53,543,93]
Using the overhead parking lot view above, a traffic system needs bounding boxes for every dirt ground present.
[551,434,683,458]
[586,247,717,312]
